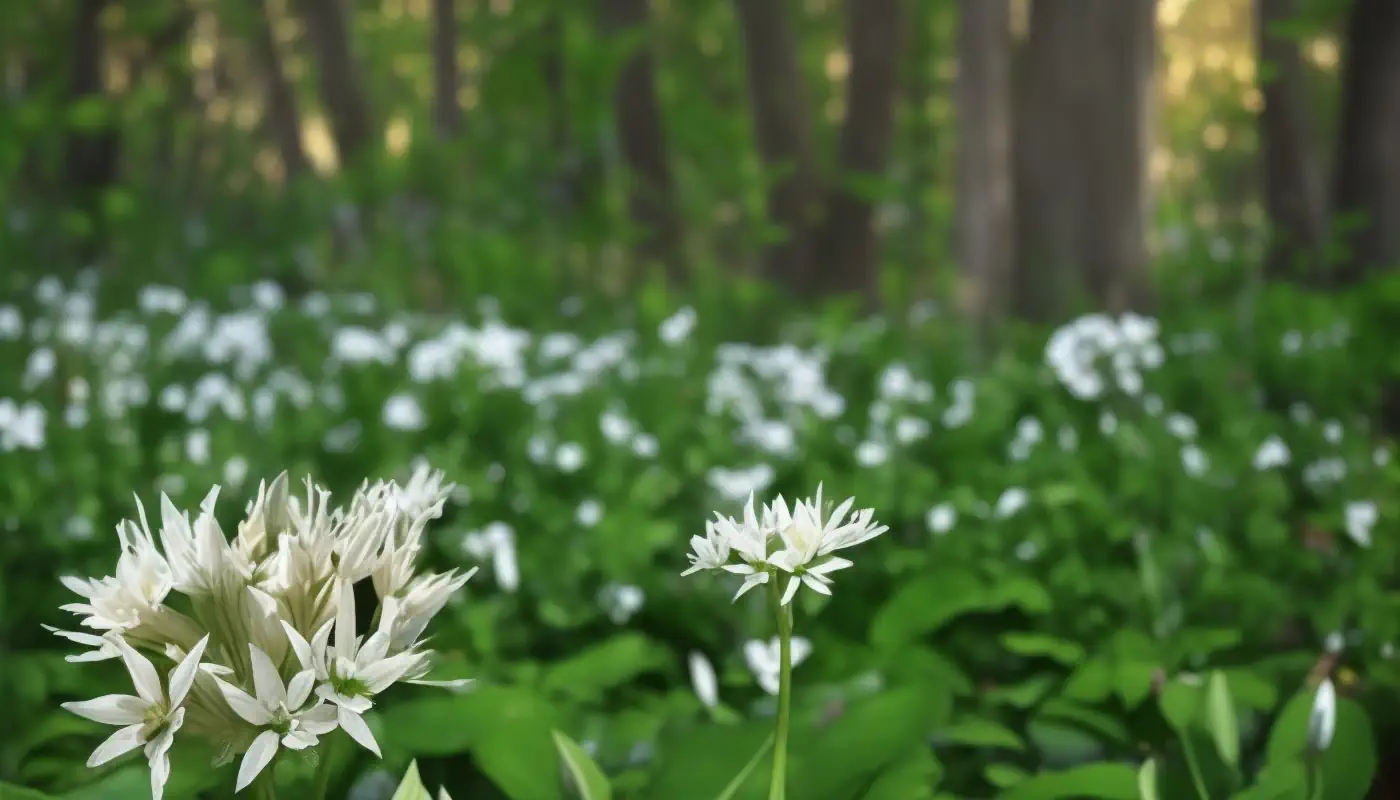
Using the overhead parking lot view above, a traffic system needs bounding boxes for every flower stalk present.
[766,576,793,800]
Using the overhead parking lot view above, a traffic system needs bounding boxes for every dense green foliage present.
[3,257,1399,797]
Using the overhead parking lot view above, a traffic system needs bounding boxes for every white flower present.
[1307,679,1336,752]
[215,644,338,791]
[743,636,812,695]
[926,504,956,535]
[159,487,254,596]
[1253,435,1291,470]
[61,634,209,800]
[764,485,888,605]
[688,652,719,709]
[994,488,1028,519]
[1345,501,1377,548]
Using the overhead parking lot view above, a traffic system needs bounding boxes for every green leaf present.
[1137,759,1159,800]
[542,634,669,702]
[1,783,54,799]
[938,718,1026,751]
[789,685,951,799]
[1000,632,1085,665]
[1000,763,1139,800]
[713,733,773,800]
[647,722,771,800]
[380,687,562,800]
[391,761,433,800]
[985,763,1030,788]
[860,747,941,800]
[1205,671,1240,769]
[1264,689,1376,800]
[552,730,612,800]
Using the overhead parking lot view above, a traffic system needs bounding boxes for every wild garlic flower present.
[683,484,887,605]
[61,634,209,800]
[54,468,476,798]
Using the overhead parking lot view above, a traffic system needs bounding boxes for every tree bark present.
[292,0,375,165]
[432,0,461,137]
[814,0,903,302]
[954,0,1014,338]
[732,0,821,290]
[600,0,682,282]
[1256,0,1326,280]
[1013,0,1157,320]
[1331,0,1400,284]
[246,0,311,178]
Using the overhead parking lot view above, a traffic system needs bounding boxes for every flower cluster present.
[49,466,476,798]
[682,484,887,605]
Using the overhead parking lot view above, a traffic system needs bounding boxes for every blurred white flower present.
[1253,435,1290,470]
[576,499,603,527]
[1307,679,1336,753]
[743,636,812,695]
[926,504,956,536]
[659,306,696,344]
[383,393,427,432]
[688,652,719,709]
[598,583,645,624]
[462,522,519,592]
[1345,501,1377,548]
[994,488,1028,519]
[554,442,586,472]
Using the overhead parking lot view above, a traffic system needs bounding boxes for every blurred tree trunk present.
[432,0,460,137]
[732,0,821,290]
[1331,0,1400,284]
[1013,0,1156,321]
[246,0,311,178]
[1256,0,1325,280]
[64,0,121,252]
[292,0,375,165]
[814,0,903,303]
[600,0,682,283]
[954,0,1014,341]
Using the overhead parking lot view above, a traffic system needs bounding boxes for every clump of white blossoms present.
[681,484,887,800]
[683,484,888,606]
[50,465,476,799]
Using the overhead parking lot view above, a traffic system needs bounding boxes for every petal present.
[167,635,210,707]
[282,729,318,750]
[280,621,314,673]
[86,723,147,767]
[337,707,381,757]
[360,652,422,694]
[780,576,801,606]
[62,694,148,725]
[236,730,280,792]
[356,631,391,669]
[60,575,94,597]
[297,704,340,735]
[807,557,852,575]
[112,636,164,705]
[334,580,357,661]
[249,643,286,706]
[149,749,171,800]
[287,670,316,710]
[215,679,274,726]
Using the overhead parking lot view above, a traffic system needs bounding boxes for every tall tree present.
[600,0,681,281]
[814,0,903,301]
[954,0,1014,339]
[1013,0,1158,320]
[1331,0,1400,284]
[432,0,461,138]
[292,0,375,164]
[1256,0,1326,280]
[245,0,311,178]
[732,0,821,291]
[733,0,903,300]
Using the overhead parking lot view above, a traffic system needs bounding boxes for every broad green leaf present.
[380,687,562,800]
[713,733,773,800]
[542,634,669,702]
[391,761,433,800]
[646,722,771,800]
[1136,759,1158,800]
[1159,678,1204,732]
[1061,658,1114,703]
[1,783,54,799]
[1036,699,1131,745]
[860,747,941,800]
[1026,721,1104,766]
[869,572,986,648]
[938,718,1026,751]
[1000,763,1138,800]
[1000,632,1085,666]
[552,730,612,800]
[1264,690,1375,800]
[789,685,951,799]
[1205,671,1240,769]
[985,763,1030,789]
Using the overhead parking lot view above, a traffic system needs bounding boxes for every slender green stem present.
[1307,755,1325,800]
[1180,739,1211,800]
[312,734,337,800]
[766,579,793,800]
